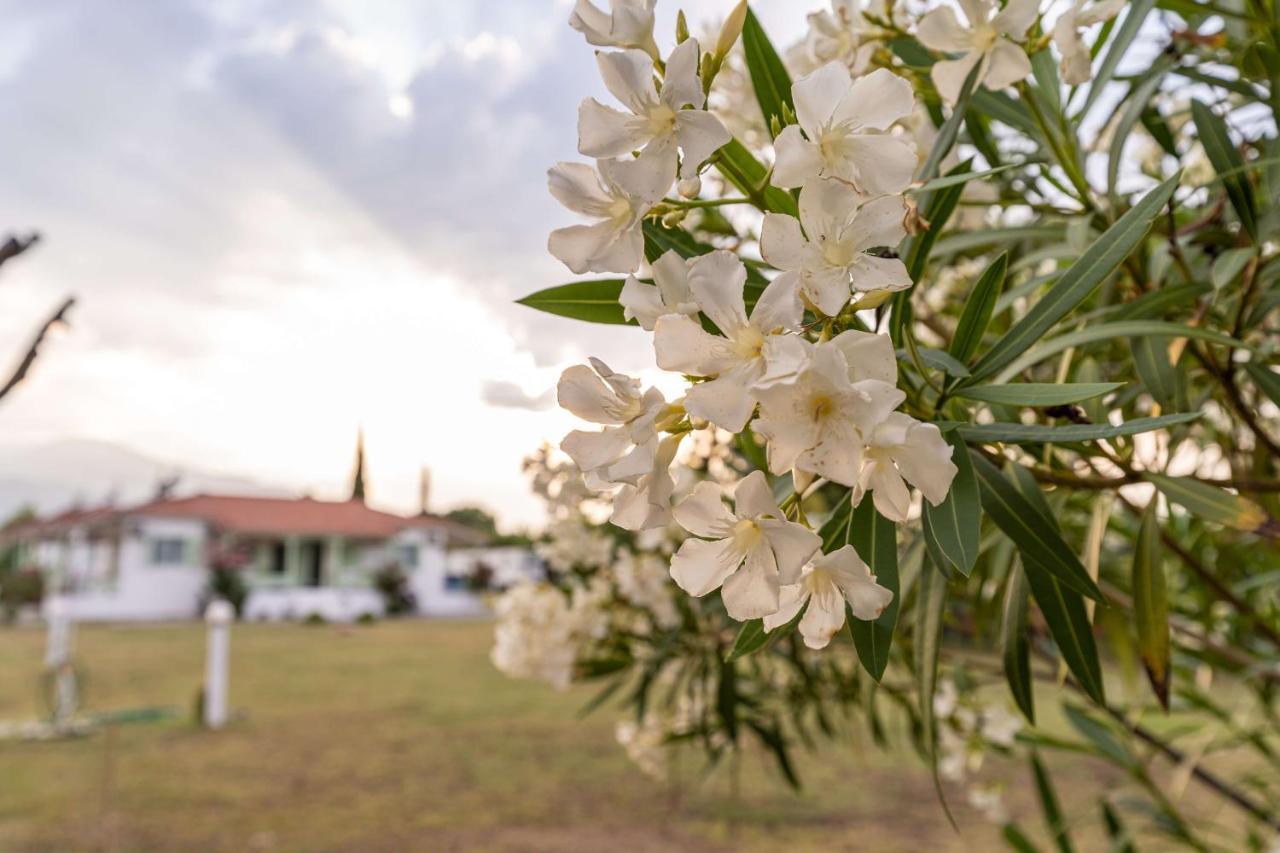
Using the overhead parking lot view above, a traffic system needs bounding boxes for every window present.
[397,544,419,569]
[150,538,187,566]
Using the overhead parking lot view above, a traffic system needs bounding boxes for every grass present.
[0,618,1220,852]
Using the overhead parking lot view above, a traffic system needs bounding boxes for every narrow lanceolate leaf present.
[1107,65,1170,197]
[917,61,982,184]
[995,320,1248,381]
[956,382,1124,407]
[516,279,629,324]
[970,453,1104,601]
[915,557,955,828]
[906,158,972,282]
[1132,501,1170,710]
[957,412,1199,445]
[740,8,793,138]
[1244,361,1280,407]
[642,219,712,261]
[1145,473,1268,532]
[1031,750,1075,853]
[1002,562,1036,723]
[1100,801,1137,853]
[909,164,1014,194]
[1191,99,1259,242]
[948,253,1007,364]
[1082,0,1156,117]
[1024,553,1107,706]
[847,499,900,681]
[922,431,981,576]
[714,138,798,216]
[725,618,768,661]
[1129,335,1184,411]
[967,172,1182,384]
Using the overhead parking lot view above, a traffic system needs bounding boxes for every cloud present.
[480,380,554,411]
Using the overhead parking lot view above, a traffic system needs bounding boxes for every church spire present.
[350,428,367,503]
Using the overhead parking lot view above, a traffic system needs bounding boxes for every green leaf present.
[1100,801,1137,853]
[1244,361,1280,406]
[1001,824,1042,853]
[516,279,630,324]
[642,219,711,262]
[948,253,1007,364]
[1030,45,1062,114]
[725,618,768,662]
[972,89,1038,136]
[956,382,1124,407]
[1082,0,1156,117]
[911,346,971,378]
[970,453,1104,602]
[714,138,798,216]
[1031,750,1075,853]
[847,500,900,681]
[1211,247,1254,291]
[1129,335,1184,411]
[735,424,768,472]
[1107,64,1171,197]
[1145,473,1268,532]
[1023,554,1107,705]
[917,62,982,184]
[740,8,793,138]
[916,555,956,828]
[994,320,1248,381]
[1191,99,1259,241]
[909,164,1015,194]
[906,158,973,282]
[957,412,1199,444]
[716,656,739,743]
[1001,562,1035,723]
[1132,501,1170,709]
[967,172,1182,384]
[922,431,981,576]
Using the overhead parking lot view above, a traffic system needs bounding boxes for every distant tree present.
[444,506,534,547]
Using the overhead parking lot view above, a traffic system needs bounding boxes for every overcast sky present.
[0,0,809,528]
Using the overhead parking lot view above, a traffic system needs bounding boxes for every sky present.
[0,0,807,529]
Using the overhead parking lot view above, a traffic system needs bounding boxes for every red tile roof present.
[130,494,468,540]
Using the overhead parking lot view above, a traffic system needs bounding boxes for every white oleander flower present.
[616,714,668,779]
[979,705,1024,748]
[619,249,700,330]
[752,340,904,486]
[856,412,957,522]
[967,784,1010,825]
[578,38,731,179]
[548,145,675,274]
[1052,0,1125,85]
[652,250,803,432]
[569,0,658,57]
[802,0,896,75]
[771,63,916,195]
[611,432,682,531]
[939,724,986,781]
[613,549,681,628]
[917,0,1039,104]
[669,471,821,620]
[557,357,671,488]
[763,544,893,649]
[538,518,616,573]
[760,177,911,316]
[491,580,607,689]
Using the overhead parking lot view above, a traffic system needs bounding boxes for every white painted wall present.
[446,547,544,589]
[242,587,384,622]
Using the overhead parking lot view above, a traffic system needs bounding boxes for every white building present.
[2,493,496,622]
[446,546,546,591]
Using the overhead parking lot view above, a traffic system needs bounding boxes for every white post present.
[45,597,77,726]
[203,599,233,729]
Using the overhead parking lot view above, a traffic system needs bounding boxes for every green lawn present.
[0,620,1066,851]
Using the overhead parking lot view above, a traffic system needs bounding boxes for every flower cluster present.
[933,676,1024,824]
[490,578,610,689]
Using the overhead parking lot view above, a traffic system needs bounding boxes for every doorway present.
[299,540,324,587]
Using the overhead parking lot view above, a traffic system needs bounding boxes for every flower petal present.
[984,38,1032,91]
[833,67,915,131]
[792,61,851,137]
[843,193,909,252]
[760,213,809,272]
[825,545,894,620]
[619,275,666,330]
[797,581,848,648]
[800,265,853,317]
[829,330,897,385]
[864,458,912,522]
[760,518,822,584]
[603,144,676,204]
[596,48,659,114]
[547,161,612,216]
[762,583,806,632]
[930,50,984,105]
[661,37,705,109]
[684,362,760,431]
[673,480,737,538]
[687,249,750,336]
[651,249,694,310]
[557,363,632,424]
[755,331,812,390]
[669,536,742,597]
[843,134,917,196]
[993,0,1040,39]
[653,313,738,375]
[799,415,865,486]
[848,254,912,294]
[749,268,804,333]
[561,426,632,473]
[721,541,781,620]
[734,469,781,519]
[674,109,731,177]
[892,420,958,506]
[917,6,973,52]
[578,98,651,158]
[771,124,823,189]
[798,175,862,241]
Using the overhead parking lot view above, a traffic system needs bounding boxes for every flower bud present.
[675,10,690,44]
[716,1,749,60]
[661,209,687,228]
[677,176,702,198]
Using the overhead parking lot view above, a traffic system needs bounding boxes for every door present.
[300,540,324,587]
